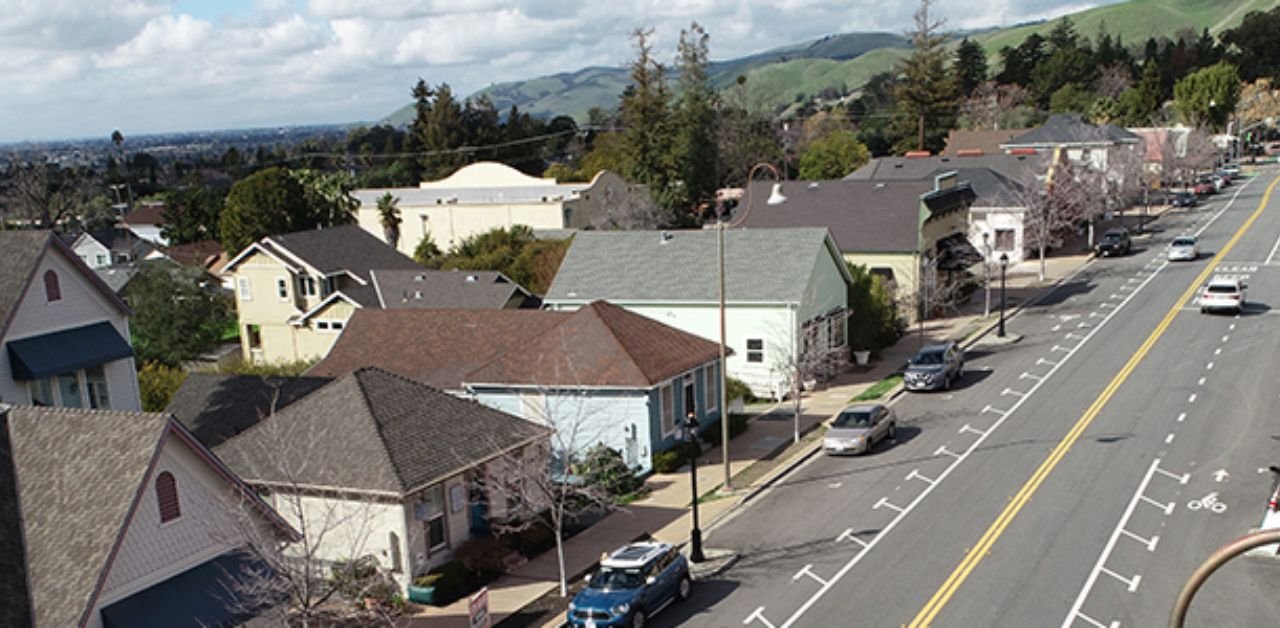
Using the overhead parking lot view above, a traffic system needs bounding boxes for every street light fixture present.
[997,253,1009,338]
[715,163,786,491]
[684,413,705,563]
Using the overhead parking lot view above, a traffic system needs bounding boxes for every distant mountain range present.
[381,0,1279,127]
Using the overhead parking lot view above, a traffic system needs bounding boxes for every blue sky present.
[0,0,1114,143]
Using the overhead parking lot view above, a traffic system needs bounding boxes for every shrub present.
[577,444,642,497]
[652,440,701,473]
[423,559,474,605]
[137,361,188,411]
[699,413,751,447]
[725,377,755,404]
[330,555,397,606]
[508,524,556,557]
[454,536,510,577]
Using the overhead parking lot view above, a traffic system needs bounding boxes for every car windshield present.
[833,410,874,428]
[1172,238,1195,247]
[1104,232,1125,241]
[588,566,645,590]
[913,350,944,365]
[1207,285,1239,294]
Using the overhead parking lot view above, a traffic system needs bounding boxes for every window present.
[704,366,717,412]
[246,324,262,349]
[27,368,110,409]
[683,374,696,419]
[424,485,447,552]
[322,277,336,296]
[43,270,61,302]
[298,276,318,297]
[315,320,344,333]
[388,531,403,572]
[994,229,1016,252]
[828,314,847,350]
[316,321,329,330]
[660,384,674,436]
[56,373,82,408]
[95,254,107,266]
[237,277,252,301]
[746,339,764,363]
[85,366,110,409]
[156,471,180,523]
[29,378,54,406]
[275,277,289,301]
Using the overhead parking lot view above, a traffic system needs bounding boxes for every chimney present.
[957,149,984,157]
[905,150,931,158]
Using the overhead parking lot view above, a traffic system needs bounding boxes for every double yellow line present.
[908,173,1280,627]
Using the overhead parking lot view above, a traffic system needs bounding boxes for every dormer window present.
[298,276,318,297]
[156,471,180,523]
[43,270,61,302]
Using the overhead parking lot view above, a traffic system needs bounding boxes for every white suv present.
[1199,276,1247,314]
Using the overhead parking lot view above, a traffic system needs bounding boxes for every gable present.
[5,242,131,345]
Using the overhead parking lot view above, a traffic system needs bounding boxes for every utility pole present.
[918,114,926,152]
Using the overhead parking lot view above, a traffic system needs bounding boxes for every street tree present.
[798,130,870,179]
[1016,158,1101,280]
[891,0,960,154]
[670,22,719,221]
[620,28,676,210]
[1173,61,1241,130]
[128,262,235,367]
[954,38,988,98]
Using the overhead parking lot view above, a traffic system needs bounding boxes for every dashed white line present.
[1189,393,1198,403]
[1222,335,1230,343]
[1176,412,1187,423]
[1197,377,1206,386]
[1206,362,1214,370]
[1214,348,1222,356]
[1165,433,1176,444]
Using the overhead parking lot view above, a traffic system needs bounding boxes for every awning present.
[934,233,985,272]
[6,321,134,380]
[100,552,280,628]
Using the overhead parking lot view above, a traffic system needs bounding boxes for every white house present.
[122,202,169,246]
[543,228,853,399]
[0,231,141,411]
[0,404,297,628]
[1000,113,1142,171]
[352,162,652,256]
[71,227,155,269]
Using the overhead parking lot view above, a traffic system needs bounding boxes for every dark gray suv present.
[904,341,964,391]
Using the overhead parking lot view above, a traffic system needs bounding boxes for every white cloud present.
[0,0,1123,142]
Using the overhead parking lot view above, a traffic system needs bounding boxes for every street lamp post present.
[982,232,991,318]
[684,413,705,563]
[997,253,1009,338]
[716,163,786,491]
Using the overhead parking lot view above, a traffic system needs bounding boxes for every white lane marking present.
[744,606,776,627]
[1063,458,1167,627]
[1052,324,1062,332]
[1189,393,1198,403]
[905,469,938,486]
[1120,528,1159,552]
[1154,465,1189,484]
[776,259,1172,628]
[1195,176,1257,238]
[828,482,843,489]
[981,406,1008,417]
[960,423,988,436]
[1065,332,1086,340]
[1197,377,1206,386]
[792,564,828,586]
[836,528,869,546]
[1187,492,1228,514]
[1141,495,1176,515]
[872,497,904,513]
[1165,433,1175,444]
[1002,388,1027,397]
[1021,372,1044,382]
[1100,567,1142,592]
[1052,344,1072,352]
[1214,348,1222,356]
[1073,612,1120,628]
[1222,335,1230,343]
[1266,231,1280,265]
[1206,362,1214,370]
[1229,323,1236,331]
[1078,321,1094,328]
[1038,358,1060,367]
[1176,412,1187,423]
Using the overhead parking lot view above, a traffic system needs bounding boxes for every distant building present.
[71,227,154,269]
[122,201,168,246]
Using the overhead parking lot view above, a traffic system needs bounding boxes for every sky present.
[0,0,1116,143]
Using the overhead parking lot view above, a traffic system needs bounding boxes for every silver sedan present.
[823,403,897,455]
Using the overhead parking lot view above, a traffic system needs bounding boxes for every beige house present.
[223,225,537,365]
[739,174,976,322]
[352,162,651,256]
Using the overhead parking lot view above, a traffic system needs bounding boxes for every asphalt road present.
[658,167,1280,628]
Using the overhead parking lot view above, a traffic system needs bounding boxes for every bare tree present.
[4,162,99,228]
[1016,158,1101,280]
[1104,143,1148,226]
[590,186,672,230]
[1095,64,1134,100]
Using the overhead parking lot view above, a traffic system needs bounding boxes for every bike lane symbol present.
[1188,492,1228,514]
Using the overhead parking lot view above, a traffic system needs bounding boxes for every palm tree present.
[377,193,402,249]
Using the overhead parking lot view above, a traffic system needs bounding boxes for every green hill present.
[380,0,1280,127]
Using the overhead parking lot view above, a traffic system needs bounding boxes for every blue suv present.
[567,542,692,627]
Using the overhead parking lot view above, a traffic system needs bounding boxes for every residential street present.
[662,167,1280,628]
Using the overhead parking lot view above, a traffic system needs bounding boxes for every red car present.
[1194,181,1215,195]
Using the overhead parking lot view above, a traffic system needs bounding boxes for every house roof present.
[160,240,225,269]
[213,367,551,496]
[82,227,153,255]
[0,405,294,628]
[309,309,569,389]
[166,373,334,448]
[0,230,131,340]
[369,269,537,310]
[738,180,934,253]
[846,157,1033,207]
[465,301,722,388]
[262,224,421,277]
[93,265,140,294]
[941,128,1027,155]
[123,203,166,227]
[544,228,841,304]
[1002,113,1141,147]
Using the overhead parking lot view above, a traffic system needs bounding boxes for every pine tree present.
[418,83,467,179]
[891,0,960,154]
[670,22,719,223]
[954,38,988,97]
[619,28,676,213]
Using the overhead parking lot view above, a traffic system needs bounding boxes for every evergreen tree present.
[1046,16,1080,53]
[418,83,467,179]
[996,33,1045,86]
[1222,6,1280,82]
[1116,60,1163,125]
[891,0,960,154]
[619,28,676,213]
[1173,62,1241,130]
[670,22,719,223]
[954,38,988,97]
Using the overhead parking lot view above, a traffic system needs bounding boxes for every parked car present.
[1170,192,1198,208]
[1199,276,1247,314]
[1096,228,1132,257]
[568,542,691,627]
[824,403,897,455]
[1194,180,1216,195]
[1198,174,1223,193]
[1167,235,1200,261]
[904,341,965,391]
[1222,164,1242,177]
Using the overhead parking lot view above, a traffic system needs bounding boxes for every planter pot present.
[407,584,437,605]
[853,350,871,366]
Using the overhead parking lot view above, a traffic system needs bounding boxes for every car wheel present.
[958,363,965,378]
[943,374,951,391]
[631,609,647,628]
[677,575,692,601]
[888,422,898,442]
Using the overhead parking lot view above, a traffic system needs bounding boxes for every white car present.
[1168,235,1200,261]
[1199,276,1247,314]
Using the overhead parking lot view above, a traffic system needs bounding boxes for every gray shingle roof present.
[846,158,1032,208]
[370,269,537,309]
[544,228,837,304]
[214,367,550,496]
[264,224,421,277]
[166,373,334,448]
[0,231,49,332]
[2,405,170,628]
[1002,113,1140,147]
[737,180,933,253]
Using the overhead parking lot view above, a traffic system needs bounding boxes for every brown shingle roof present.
[465,301,721,387]
[941,128,1027,156]
[123,202,167,226]
[160,240,225,269]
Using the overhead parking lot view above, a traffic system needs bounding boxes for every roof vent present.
[659,231,673,244]
[414,290,422,299]
[413,274,424,282]
[875,182,887,189]
[807,182,820,189]
[465,275,478,283]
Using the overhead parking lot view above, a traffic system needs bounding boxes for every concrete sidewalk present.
[402,204,1175,627]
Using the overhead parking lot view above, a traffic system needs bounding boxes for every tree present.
[1017,157,1104,280]
[1221,6,1280,82]
[376,192,401,249]
[4,162,96,229]
[414,82,468,180]
[1032,48,1099,107]
[996,33,1046,87]
[798,131,870,179]
[669,22,719,222]
[161,184,224,245]
[1173,62,1241,130]
[891,0,960,154]
[1049,83,1096,114]
[954,38,988,98]
[137,361,188,412]
[128,263,234,367]
[427,226,571,295]
[220,167,332,254]
[1116,61,1164,125]
[846,263,901,353]
[291,169,358,228]
[620,28,676,209]
[412,234,444,267]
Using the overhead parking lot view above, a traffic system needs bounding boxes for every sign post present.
[469,587,490,628]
